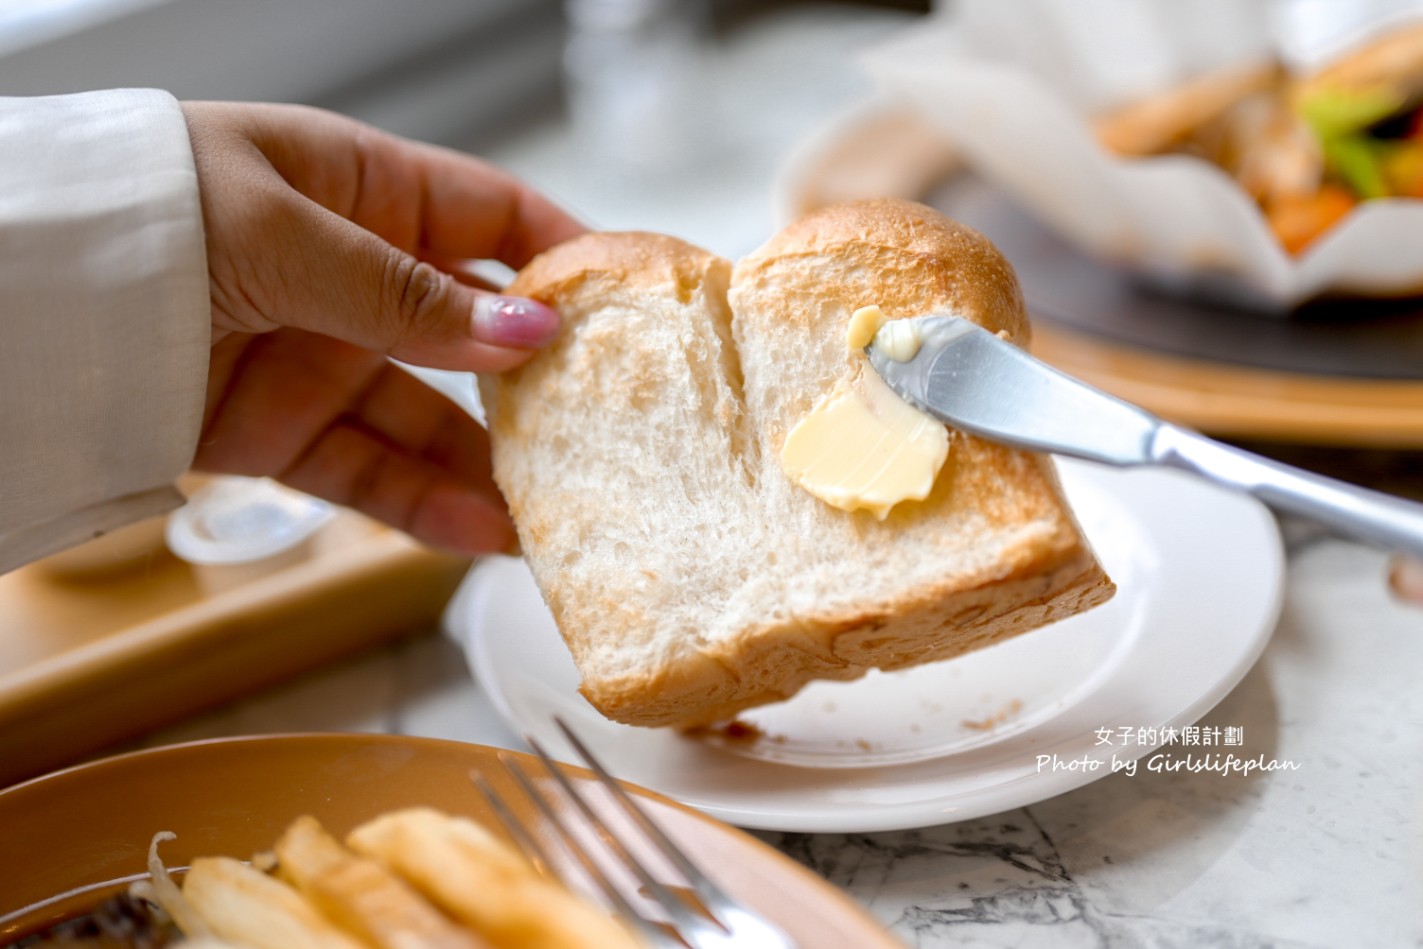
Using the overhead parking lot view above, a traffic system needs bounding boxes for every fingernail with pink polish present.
[472,295,561,348]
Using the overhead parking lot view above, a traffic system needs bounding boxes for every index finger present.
[242,103,586,267]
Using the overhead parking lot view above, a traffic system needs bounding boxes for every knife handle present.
[1149,425,1423,561]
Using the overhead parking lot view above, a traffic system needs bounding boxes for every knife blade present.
[867,314,1423,560]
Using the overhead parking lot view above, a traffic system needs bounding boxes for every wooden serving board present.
[0,509,470,789]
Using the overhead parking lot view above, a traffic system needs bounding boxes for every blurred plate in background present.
[782,104,1423,447]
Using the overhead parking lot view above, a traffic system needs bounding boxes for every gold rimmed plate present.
[0,733,900,947]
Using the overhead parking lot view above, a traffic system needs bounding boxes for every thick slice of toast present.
[480,199,1114,727]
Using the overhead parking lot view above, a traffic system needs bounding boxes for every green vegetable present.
[1322,135,1391,198]
[1297,85,1406,138]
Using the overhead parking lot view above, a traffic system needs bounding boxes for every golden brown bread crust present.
[508,230,723,307]
[736,197,1030,343]
[489,198,1114,727]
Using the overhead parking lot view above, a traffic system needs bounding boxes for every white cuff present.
[0,89,209,573]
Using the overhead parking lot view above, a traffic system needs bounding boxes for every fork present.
[473,718,797,949]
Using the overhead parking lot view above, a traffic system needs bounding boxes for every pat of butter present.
[781,306,949,520]
[846,304,927,362]
[873,320,926,362]
[845,304,888,350]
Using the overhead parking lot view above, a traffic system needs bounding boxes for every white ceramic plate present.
[457,459,1284,833]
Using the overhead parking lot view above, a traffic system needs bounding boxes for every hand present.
[180,102,584,556]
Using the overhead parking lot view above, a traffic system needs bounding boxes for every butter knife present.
[867,314,1423,560]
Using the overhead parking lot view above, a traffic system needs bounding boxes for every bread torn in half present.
[480,198,1114,727]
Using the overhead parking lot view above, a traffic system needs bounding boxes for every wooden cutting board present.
[0,509,469,789]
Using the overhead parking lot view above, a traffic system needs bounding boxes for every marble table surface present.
[135,520,1422,948]
[122,7,1422,947]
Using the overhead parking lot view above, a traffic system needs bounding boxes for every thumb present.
[229,190,561,372]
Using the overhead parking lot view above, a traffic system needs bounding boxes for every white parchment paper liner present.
[861,7,1423,311]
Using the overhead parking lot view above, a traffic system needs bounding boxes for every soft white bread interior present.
[480,198,1114,727]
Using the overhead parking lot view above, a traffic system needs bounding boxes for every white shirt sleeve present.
[0,89,210,574]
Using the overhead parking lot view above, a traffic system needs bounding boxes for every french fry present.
[274,815,491,949]
[182,856,366,949]
[346,809,640,949]
[1095,62,1280,156]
